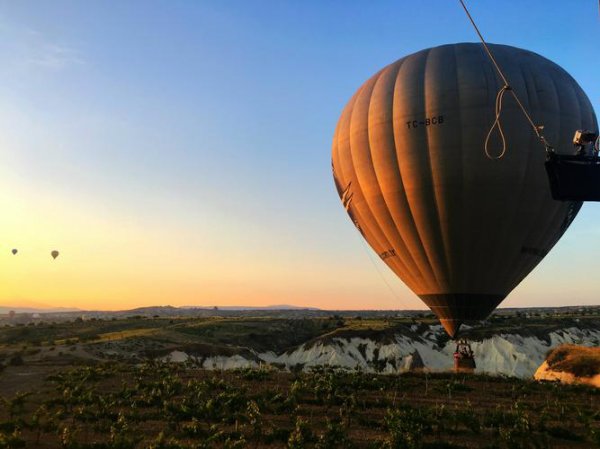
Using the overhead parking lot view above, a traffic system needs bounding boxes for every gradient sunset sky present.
[1,0,599,311]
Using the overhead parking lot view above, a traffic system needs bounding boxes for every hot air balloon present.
[51,250,59,260]
[332,43,597,339]
[11,249,17,255]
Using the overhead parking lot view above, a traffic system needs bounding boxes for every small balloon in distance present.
[11,249,17,255]
[51,250,59,260]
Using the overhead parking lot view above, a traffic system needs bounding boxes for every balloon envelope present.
[332,43,597,337]
[11,249,17,255]
[51,250,59,259]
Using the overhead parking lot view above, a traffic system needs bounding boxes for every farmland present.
[0,310,597,447]
[0,361,599,448]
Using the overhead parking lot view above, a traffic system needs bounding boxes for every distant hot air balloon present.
[11,249,17,255]
[51,250,59,260]
[332,43,597,338]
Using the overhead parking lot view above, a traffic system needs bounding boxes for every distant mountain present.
[126,306,179,313]
[0,306,81,314]
[179,305,321,311]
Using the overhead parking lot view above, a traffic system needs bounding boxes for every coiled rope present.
[484,85,510,159]
[458,0,554,159]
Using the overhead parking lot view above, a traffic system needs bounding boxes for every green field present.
[0,362,598,448]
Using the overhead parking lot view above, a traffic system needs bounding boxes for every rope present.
[484,85,510,159]
[458,0,554,158]
[358,237,410,310]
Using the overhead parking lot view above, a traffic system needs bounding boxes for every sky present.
[0,0,599,311]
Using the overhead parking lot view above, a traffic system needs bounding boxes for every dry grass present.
[546,344,600,378]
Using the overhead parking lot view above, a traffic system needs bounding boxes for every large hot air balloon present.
[332,43,597,338]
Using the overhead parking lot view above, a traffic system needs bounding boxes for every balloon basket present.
[545,152,600,201]
[453,339,476,373]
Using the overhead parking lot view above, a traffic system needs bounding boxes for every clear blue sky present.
[0,0,598,310]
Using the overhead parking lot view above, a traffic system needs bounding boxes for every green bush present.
[382,406,431,449]
[288,417,314,449]
[315,419,352,449]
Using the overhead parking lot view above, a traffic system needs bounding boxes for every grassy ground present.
[0,317,343,357]
[172,318,339,353]
[0,314,598,372]
[0,315,598,448]
[1,314,597,355]
[0,361,598,449]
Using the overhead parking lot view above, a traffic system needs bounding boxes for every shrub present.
[288,417,313,449]
[315,419,352,449]
[0,429,25,449]
[382,406,431,449]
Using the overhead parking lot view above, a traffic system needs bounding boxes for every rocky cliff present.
[163,324,600,378]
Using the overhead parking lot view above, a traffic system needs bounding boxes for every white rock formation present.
[162,325,600,378]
